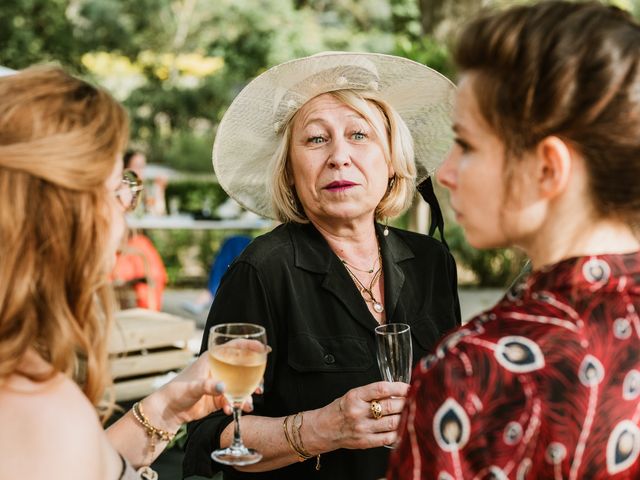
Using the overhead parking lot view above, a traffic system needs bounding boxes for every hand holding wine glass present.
[208,323,271,466]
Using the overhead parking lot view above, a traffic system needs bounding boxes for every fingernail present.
[214,382,225,394]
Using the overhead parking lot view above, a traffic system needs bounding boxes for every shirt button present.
[324,353,335,364]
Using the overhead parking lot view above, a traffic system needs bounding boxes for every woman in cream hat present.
[184,52,461,479]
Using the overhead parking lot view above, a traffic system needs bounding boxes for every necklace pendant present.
[373,302,384,313]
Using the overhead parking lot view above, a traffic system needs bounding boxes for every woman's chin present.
[464,230,506,251]
[311,207,375,225]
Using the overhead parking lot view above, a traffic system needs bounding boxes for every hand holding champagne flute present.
[208,323,271,466]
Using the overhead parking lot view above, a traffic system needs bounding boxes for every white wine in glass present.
[208,323,271,466]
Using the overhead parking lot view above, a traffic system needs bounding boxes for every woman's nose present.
[327,138,352,168]
[436,149,457,190]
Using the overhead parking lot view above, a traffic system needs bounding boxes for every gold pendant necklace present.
[341,251,384,314]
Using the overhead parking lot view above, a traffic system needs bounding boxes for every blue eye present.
[308,136,325,144]
[352,131,367,140]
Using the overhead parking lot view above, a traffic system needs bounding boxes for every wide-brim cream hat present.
[213,51,455,219]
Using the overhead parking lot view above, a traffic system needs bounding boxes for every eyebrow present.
[452,123,468,136]
[301,113,366,128]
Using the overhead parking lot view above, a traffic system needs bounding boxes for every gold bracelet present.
[292,412,313,457]
[293,412,321,470]
[131,401,176,457]
[287,412,321,471]
[283,415,308,461]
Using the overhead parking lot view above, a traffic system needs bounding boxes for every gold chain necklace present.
[341,251,384,314]
[340,251,380,274]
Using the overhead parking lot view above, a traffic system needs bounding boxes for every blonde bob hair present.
[269,89,417,224]
[0,66,129,413]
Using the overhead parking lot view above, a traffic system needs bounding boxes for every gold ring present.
[370,400,383,420]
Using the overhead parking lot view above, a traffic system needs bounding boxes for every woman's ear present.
[535,136,573,199]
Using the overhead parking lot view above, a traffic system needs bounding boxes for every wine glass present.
[375,323,412,449]
[375,323,412,384]
[208,323,271,465]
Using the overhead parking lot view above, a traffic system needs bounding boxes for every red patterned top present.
[388,252,640,479]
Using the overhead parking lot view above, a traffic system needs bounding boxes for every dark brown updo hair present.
[455,1,640,224]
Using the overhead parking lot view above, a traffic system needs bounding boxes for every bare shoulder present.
[0,372,121,480]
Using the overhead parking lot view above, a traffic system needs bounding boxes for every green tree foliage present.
[0,0,83,70]
[72,0,176,57]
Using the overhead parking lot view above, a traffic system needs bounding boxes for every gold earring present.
[383,218,389,237]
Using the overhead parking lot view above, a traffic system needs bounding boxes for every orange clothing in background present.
[112,234,167,310]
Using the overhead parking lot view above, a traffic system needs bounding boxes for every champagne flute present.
[375,323,412,449]
[375,323,412,383]
[208,323,271,465]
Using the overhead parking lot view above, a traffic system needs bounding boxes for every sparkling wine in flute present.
[208,323,271,466]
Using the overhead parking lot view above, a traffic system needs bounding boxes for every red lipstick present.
[324,180,357,192]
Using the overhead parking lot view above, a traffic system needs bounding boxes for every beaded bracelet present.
[131,401,176,457]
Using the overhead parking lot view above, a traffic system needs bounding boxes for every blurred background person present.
[123,149,168,216]
[123,149,147,179]
[112,149,168,311]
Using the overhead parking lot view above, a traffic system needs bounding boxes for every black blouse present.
[183,222,460,480]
